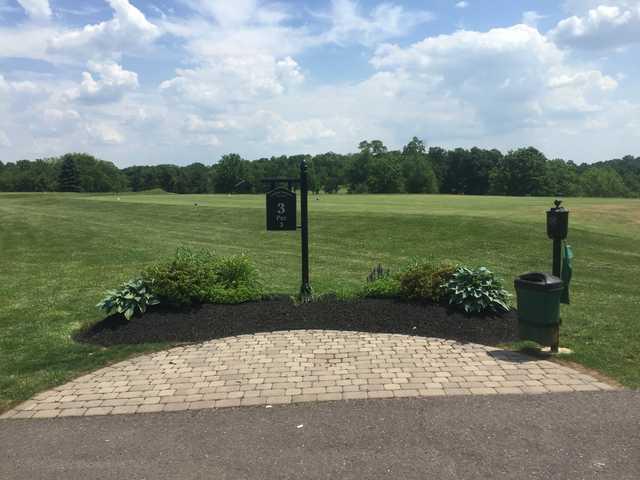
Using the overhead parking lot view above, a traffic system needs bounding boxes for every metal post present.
[299,159,312,299]
[552,238,562,353]
[552,238,562,278]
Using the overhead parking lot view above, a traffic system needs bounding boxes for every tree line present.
[1,139,639,197]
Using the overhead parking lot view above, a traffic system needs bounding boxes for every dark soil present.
[76,298,518,347]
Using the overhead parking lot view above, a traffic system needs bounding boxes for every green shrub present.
[143,247,263,307]
[96,278,159,320]
[398,259,457,302]
[442,266,511,314]
[363,265,400,298]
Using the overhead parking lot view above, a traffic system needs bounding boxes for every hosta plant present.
[442,266,511,314]
[96,278,160,320]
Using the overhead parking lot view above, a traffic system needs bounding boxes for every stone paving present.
[1,330,616,419]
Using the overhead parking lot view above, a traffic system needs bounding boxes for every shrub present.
[398,259,457,302]
[363,264,400,298]
[143,247,262,307]
[96,278,159,320]
[442,266,511,314]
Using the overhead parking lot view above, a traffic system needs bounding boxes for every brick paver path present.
[2,330,615,419]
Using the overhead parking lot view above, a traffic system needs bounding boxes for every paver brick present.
[2,330,614,419]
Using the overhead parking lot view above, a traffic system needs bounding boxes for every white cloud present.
[86,122,125,145]
[522,11,545,27]
[67,61,139,104]
[326,0,433,45]
[16,0,51,20]
[260,112,337,144]
[1,1,639,164]
[456,2,470,9]
[0,74,51,108]
[159,55,303,108]
[548,70,617,90]
[183,114,238,134]
[0,0,161,63]
[185,0,261,27]
[48,0,161,59]
[370,25,618,132]
[0,25,57,60]
[551,3,640,49]
[30,108,81,137]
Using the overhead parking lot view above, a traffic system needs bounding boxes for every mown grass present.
[1,192,638,411]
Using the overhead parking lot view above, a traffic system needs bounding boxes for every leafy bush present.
[96,278,159,320]
[363,264,400,298]
[143,247,262,307]
[398,259,457,302]
[442,266,511,314]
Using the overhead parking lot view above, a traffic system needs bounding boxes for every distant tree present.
[58,155,82,192]
[312,152,346,193]
[427,146,447,186]
[367,155,403,193]
[213,153,247,193]
[579,167,630,198]
[4,145,638,198]
[489,147,547,196]
[402,137,426,156]
[401,138,438,193]
[588,154,640,197]
[403,155,438,193]
[358,139,388,156]
[542,159,582,197]
[347,144,371,193]
[323,177,340,193]
[156,165,179,192]
[183,163,210,193]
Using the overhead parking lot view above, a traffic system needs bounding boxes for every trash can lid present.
[514,272,563,291]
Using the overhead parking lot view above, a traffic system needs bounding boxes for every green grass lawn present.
[1,192,639,411]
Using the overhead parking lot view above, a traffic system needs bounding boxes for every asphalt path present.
[1,391,639,480]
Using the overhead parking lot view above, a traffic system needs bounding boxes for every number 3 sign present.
[266,187,296,231]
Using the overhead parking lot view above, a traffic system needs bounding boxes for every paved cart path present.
[2,330,614,419]
[1,392,639,480]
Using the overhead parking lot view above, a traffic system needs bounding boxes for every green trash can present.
[514,272,564,350]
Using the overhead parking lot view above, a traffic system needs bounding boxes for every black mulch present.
[75,297,518,347]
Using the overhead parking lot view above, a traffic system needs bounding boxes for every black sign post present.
[262,159,312,300]
[299,160,311,299]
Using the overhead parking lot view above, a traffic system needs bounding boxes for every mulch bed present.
[75,297,518,347]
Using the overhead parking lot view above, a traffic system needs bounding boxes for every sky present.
[0,0,639,167]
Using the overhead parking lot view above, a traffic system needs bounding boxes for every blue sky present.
[1,0,639,166]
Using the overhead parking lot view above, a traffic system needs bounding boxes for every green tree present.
[579,167,630,197]
[367,154,403,193]
[402,136,426,156]
[213,154,247,193]
[358,139,388,156]
[401,137,438,193]
[58,155,82,192]
[403,155,439,193]
[347,146,371,193]
[183,163,210,193]
[489,147,547,196]
[542,159,582,196]
[323,177,340,193]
